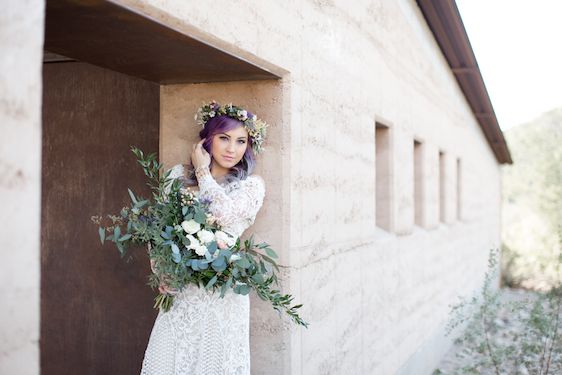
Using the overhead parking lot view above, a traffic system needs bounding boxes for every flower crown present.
[194,100,268,155]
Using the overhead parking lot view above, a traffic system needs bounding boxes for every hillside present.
[502,107,562,289]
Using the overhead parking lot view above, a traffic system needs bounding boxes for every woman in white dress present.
[141,102,267,375]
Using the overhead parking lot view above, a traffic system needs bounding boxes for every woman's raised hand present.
[191,138,211,169]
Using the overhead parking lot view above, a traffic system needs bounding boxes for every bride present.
[141,101,267,374]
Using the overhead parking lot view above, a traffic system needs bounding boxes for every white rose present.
[195,245,208,256]
[197,229,215,244]
[209,111,216,117]
[181,220,200,234]
[185,234,200,250]
[215,231,236,247]
[229,254,241,263]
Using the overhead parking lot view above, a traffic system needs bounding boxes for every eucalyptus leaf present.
[220,282,228,297]
[191,259,200,271]
[265,247,278,259]
[135,200,149,209]
[118,234,132,242]
[128,188,138,204]
[205,275,218,289]
[251,273,264,284]
[98,227,105,244]
[237,284,250,295]
[207,241,217,253]
[204,250,212,261]
[211,257,226,272]
[236,256,251,269]
[114,226,121,242]
[194,209,207,224]
[219,249,232,259]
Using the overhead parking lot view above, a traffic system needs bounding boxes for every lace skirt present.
[140,284,250,375]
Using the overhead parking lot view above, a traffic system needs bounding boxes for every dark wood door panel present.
[41,62,159,375]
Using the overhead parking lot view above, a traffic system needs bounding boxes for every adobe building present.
[1,0,511,374]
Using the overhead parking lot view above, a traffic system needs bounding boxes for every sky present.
[456,0,562,130]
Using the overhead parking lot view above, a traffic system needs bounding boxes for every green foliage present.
[439,244,562,374]
[502,108,562,290]
[92,146,308,328]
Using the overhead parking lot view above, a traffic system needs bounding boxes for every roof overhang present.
[417,0,512,164]
[44,0,280,84]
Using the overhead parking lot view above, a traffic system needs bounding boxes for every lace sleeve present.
[195,166,266,228]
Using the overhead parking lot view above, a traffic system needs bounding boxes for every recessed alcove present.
[41,1,285,373]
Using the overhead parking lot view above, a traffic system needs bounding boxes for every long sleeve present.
[196,166,266,230]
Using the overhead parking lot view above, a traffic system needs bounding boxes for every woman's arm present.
[195,166,265,228]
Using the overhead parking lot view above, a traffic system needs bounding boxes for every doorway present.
[41,61,159,374]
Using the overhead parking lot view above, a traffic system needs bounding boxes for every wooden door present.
[41,62,159,374]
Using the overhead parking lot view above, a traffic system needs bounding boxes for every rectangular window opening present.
[456,158,462,220]
[439,151,446,223]
[414,140,423,226]
[375,122,391,231]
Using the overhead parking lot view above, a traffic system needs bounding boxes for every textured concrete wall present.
[0,1,44,374]
[119,0,502,374]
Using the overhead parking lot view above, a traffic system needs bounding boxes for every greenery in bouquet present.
[91,147,308,328]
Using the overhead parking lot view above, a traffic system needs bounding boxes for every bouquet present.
[91,147,308,327]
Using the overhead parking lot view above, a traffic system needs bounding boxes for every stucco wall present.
[0,1,44,374]
[120,0,501,374]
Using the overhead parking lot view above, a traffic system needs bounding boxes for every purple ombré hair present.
[184,115,256,185]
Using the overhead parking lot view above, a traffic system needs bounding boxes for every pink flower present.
[159,282,179,296]
[158,274,179,295]
[217,240,228,249]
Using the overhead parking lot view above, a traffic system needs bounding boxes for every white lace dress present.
[141,164,266,375]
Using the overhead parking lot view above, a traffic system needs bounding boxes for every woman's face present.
[210,125,249,170]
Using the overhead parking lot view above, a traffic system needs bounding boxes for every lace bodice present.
[168,164,265,238]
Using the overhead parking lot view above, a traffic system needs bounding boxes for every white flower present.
[215,230,236,247]
[229,254,241,263]
[238,110,248,120]
[252,114,257,121]
[185,234,200,249]
[197,229,215,244]
[194,244,208,256]
[209,111,216,117]
[181,220,200,234]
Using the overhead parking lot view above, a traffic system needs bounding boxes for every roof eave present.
[417,0,512,164]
